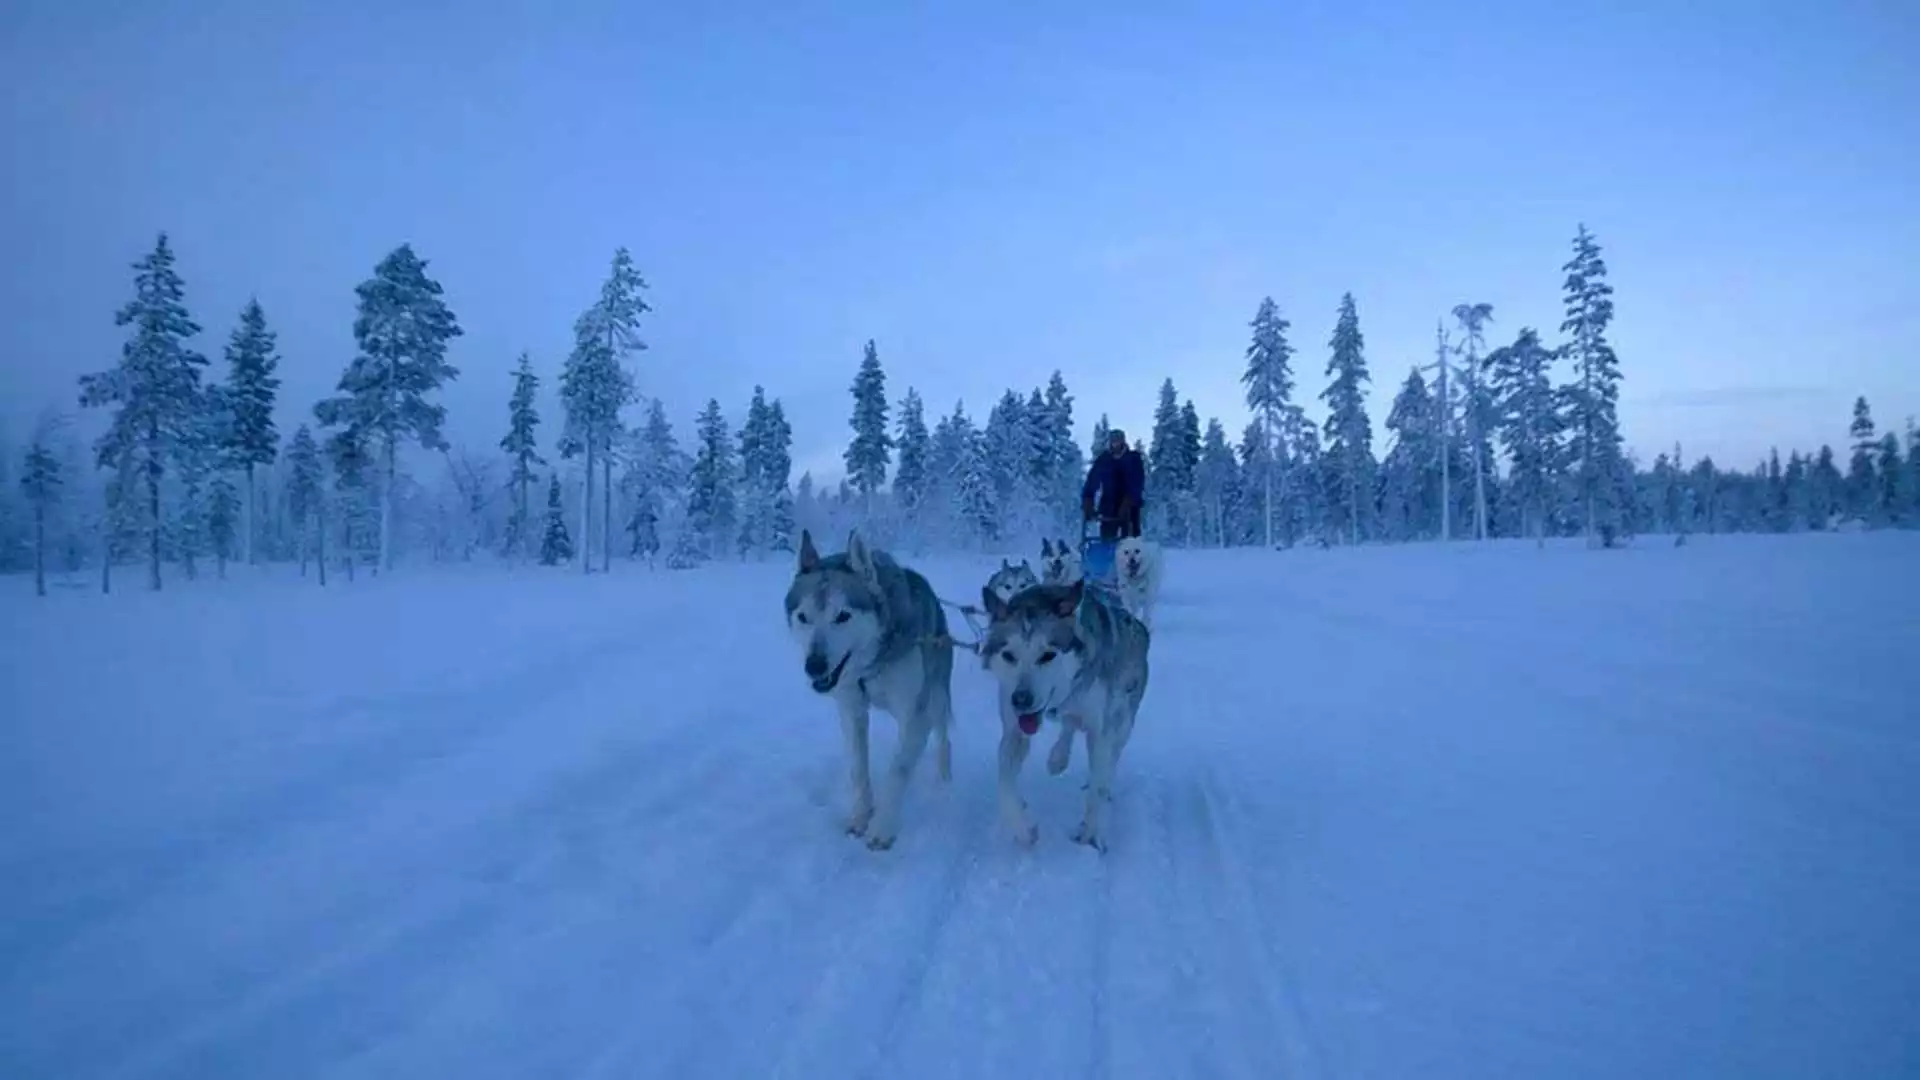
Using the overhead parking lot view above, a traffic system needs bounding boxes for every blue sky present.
[3,0,1916,481]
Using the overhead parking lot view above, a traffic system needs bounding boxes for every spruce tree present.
[624,397,681,559]
[78,233,209,591]
[286,424,324,578]
[894,388,931,534]
[1810,444,1843,528]
[21,432,62,597]
[221,298,280,565]
[1090,414,1112,460]
[1320,292,1375,544]
[208,471,239,577]
[845,339,892,503]
[954,413,996,546]
[500,352,545,558]
[539,474,573,565]
[984,390,1031,533]
[1241,296,1297,547]
[766,398,796,553]
[1382,368,1439,541]
[1558,224,1625,545]
[687,398,736,555]
[1485,327,1562,541]
[560,249,646,573]
[327,424,372,581]
[737,386,773,556]
[314,243,463,572]
[1195,418,1238,546]
[1451,302,1496,540]
[1877,433,1905,525]
[1847,396,1878,522]
[1043,372,1083,525]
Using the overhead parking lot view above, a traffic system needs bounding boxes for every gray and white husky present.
[1039,537,1082,585]
[986,557,1040,605]
[785,529,955,850]
[979,578,1150,852]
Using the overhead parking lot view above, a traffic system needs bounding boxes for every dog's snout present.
[804,652,828,678]
[1011,688,1035,712]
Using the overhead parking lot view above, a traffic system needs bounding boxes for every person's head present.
[1106,429,1127,456]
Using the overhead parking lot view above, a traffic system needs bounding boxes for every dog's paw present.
[1046,741,1072,776]
[844,803,874,837]
[1071,822,1108,854]
[865,830,896,852]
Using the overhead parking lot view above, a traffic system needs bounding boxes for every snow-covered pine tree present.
[1847,396,1878,523]
[171,384,234,581]
[1877,432,1906,525]
[1907,419,1920,527]
[1148,378,1183,525]
[736,386,773,556]
[285,424,324,578]
[1241,296,1297,548]
[1024,388,1056,533]
[1043,372,1084,532]
[539,473,574,565]
[766,399,795,553]
[687,398,737,555]
[954,410,996,547]
[78,233,210,591]
[925,403,968,544]
[1195,418,1238,546]
[984,390,1031,536]
[221,298,280,565]
[622,397,680,560]
[559,250,646,573]
[1090,414,1112,460]
[500,352,545,559]
[845,339,892,509]
[313,244,463,572]
[21,429,62,596]
[1558,225,1626,546]
[1809,444,1842,528]
[1783,450,1811,532]
[894,388,930,543]
[1320,292,1375,544]
[1485,326,1561,542]
[326,423,373,581]
[208,470,238,578]
[1451,302,1496,540]
[1382,367,1440,541]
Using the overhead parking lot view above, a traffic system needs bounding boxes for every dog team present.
[784,526,1164,854]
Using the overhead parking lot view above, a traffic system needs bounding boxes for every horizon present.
[4,2,1917,482]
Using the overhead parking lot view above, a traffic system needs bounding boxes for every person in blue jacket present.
[1082,428,1145,539]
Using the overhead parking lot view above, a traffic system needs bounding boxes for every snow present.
[3,532,1917,1079]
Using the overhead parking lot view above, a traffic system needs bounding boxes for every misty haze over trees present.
[6,225,1917,592]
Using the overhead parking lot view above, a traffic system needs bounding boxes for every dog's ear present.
[847,530,877,583]
[1041,538,1053,557]
[798,529,819,572]
[981,583,1009,622]
[1000,556,1010,570]
[1054,578,1083,618]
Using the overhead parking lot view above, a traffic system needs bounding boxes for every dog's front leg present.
[838,700,874,837]
[1046,715,1077,776]
[1073,724,1119,853]
[997,715,1038,846]
[866,715,931,851]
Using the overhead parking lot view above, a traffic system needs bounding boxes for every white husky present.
[784,529,955,850]
[1114,535,1163,627]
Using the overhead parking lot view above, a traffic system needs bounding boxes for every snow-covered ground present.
[3,532,1916,1079]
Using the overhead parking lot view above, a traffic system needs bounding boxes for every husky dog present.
[979,579,1150,853]
[785,529,955,850]
[986,557,1040,605]
[1039,537,1082,585]
[1114,536,1163,627]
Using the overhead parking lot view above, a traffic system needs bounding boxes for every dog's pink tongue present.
[1018,713,1041,736]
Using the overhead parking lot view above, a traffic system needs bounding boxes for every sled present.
[1079,517,1125,605]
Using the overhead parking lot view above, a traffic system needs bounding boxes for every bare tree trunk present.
[380,435,395,573]
[147,429,163,591]
[316,504,328,586]
[603,457,613,574]
[581,447,595,574]
[243,463,255,566]
[33,501,46,597]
